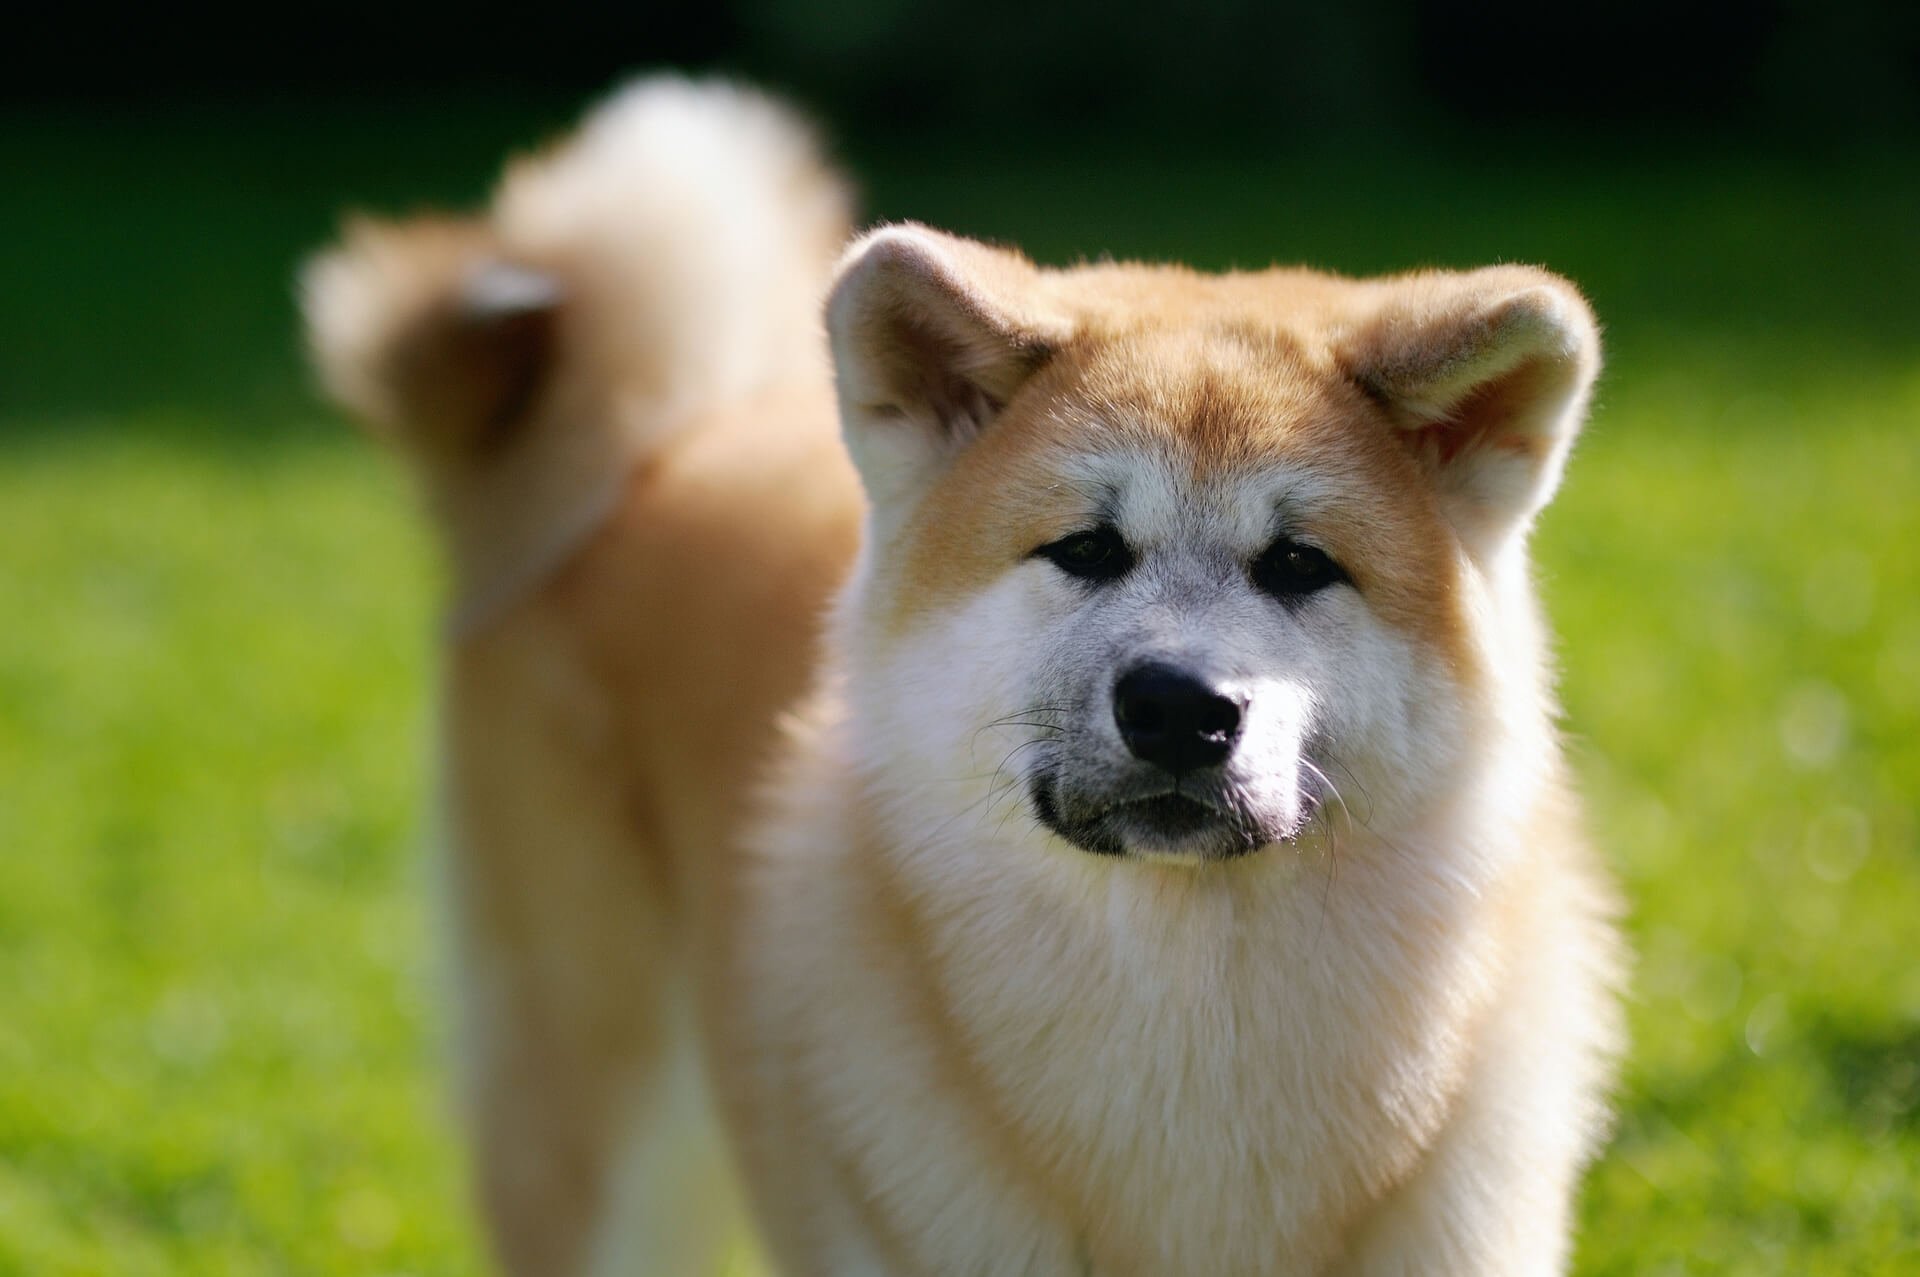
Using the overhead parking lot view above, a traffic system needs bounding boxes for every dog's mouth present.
[1030,774,1288,861]
[1116,793,1221,842]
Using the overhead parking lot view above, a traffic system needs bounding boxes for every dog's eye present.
[1251,538,1347,599]
[1037,525,1134,583]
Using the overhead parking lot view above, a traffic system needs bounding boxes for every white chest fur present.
[745,775,1511,1277]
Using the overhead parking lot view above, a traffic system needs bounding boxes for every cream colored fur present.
[303,77,849,634]
[305,77,1622,1277]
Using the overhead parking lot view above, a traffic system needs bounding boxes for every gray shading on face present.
[1021,452,1357,862]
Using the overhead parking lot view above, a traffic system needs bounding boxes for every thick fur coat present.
[305,77,1622,1277]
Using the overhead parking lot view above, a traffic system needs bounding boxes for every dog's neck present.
[785,700,1550,1268]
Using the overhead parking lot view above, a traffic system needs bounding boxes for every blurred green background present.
[3,4,1918,1273]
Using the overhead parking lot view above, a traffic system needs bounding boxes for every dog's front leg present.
[1329,915,1616,1277]
[1327,1093,1578,1277]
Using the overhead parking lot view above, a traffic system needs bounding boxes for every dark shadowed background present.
[3,4,1917,1273]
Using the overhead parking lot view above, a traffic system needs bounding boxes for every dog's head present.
[826,225,1598,864]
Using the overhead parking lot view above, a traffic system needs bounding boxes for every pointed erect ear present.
[826,224,1071,505]
[1337,267,1600,556]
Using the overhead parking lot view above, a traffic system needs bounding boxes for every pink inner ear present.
[1408,354,1562,469]
[921,368,1005,443]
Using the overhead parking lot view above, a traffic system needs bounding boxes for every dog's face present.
[828,228,1597,863]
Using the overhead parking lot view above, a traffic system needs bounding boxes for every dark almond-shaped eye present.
[1251,538,1347,600]
[1036,525,1134,583]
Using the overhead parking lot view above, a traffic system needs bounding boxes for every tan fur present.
[307,78,1620,1276]
[440,380,860,1273]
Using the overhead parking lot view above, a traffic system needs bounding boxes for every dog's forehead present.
[1026,324,1378,529]
[1036,323,1363,458]
[1058,447,1345,548]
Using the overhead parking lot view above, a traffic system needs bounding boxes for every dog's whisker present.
[1320,754,1378,831]
[1300,758,1356,843]
[966,707,1072,770]
[977,738,1057,832]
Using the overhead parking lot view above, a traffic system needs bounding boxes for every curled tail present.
[300,77,853,625]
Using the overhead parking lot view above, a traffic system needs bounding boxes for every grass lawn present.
[3,96,1916,1273]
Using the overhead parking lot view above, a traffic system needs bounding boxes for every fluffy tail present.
[303,76,851,456]
[300,79,852,624]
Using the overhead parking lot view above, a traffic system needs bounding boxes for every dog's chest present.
[752,841,1494,1275]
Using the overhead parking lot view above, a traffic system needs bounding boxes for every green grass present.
[2,99,1916,1273]
[0,428,473,1275]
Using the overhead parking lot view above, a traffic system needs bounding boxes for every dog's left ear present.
[827,224,1071,507]
[1337,267,1600,557]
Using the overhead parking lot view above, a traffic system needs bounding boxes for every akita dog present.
[305,77,1622,1277]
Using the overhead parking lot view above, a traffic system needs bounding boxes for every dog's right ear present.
[826,225,1070,506]
[301,215,562,461]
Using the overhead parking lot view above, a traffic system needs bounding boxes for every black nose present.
[1112,663,1243,774]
